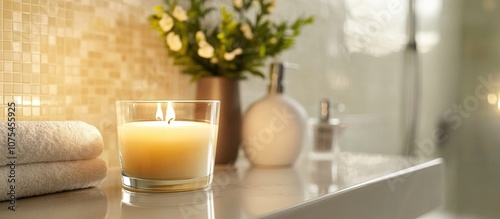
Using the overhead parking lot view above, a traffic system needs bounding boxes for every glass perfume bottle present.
[310,99,343,160]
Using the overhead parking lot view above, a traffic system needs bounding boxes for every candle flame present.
[166,102,176,124]
[155,103,164,121]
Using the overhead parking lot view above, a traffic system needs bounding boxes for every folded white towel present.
[0,158,107,201]
[0,121,103,165]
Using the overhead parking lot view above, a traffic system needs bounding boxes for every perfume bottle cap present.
[320,99,331,122]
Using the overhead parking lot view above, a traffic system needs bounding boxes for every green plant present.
[149,0,313,81]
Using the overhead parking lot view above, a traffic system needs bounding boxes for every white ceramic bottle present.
[242,62,308,166]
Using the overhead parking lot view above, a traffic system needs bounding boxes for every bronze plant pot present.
[196,76,242,165]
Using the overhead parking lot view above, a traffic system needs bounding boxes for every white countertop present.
[0,152,443,219]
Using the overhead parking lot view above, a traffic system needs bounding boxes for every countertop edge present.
[262,158,444,219]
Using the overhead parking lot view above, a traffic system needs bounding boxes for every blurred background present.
[0,0,499,218]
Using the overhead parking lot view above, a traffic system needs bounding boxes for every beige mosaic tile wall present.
[0,0,192,141]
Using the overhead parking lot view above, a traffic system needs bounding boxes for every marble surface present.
[0,153,443,219]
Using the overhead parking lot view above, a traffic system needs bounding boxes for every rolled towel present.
[0,158,107,201]
[0,121,103,165]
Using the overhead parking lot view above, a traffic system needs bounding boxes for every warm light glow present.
[417,0,442,17]
[483,0,497,12]
[32,97,40,106]
[166,102,176,124]
[497,99,500,110]
[155,102,176,124]
[417,32,441,53]
[487,94,498,105]
[156,103,164,121]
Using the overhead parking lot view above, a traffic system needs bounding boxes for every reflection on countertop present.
[306,159,338,198]
[121,189,214,219]
[242,166,305,217]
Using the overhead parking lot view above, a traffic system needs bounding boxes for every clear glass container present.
[116,100,220,192]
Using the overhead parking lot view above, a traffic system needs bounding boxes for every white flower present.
[267,0,276,13]
[198,41,214,58]
[224,48,243,61]
[173,6,188,21]
[240,23,254,40]
[251,0,259,8]
[269,37,277,44]
[233,0,243,9]
[196,31,214,58]
[232,48,243,55]
[159,13,174,32]
[285,29,294,36]
[196,31,206,42]
[224,53,236,61]
[166,32,182,51]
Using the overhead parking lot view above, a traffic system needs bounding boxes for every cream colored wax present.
[118,121,217,179]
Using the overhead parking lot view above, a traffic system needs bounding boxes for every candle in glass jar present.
[118,121,217,179]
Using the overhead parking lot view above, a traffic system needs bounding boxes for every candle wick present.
[168,118,173,124]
